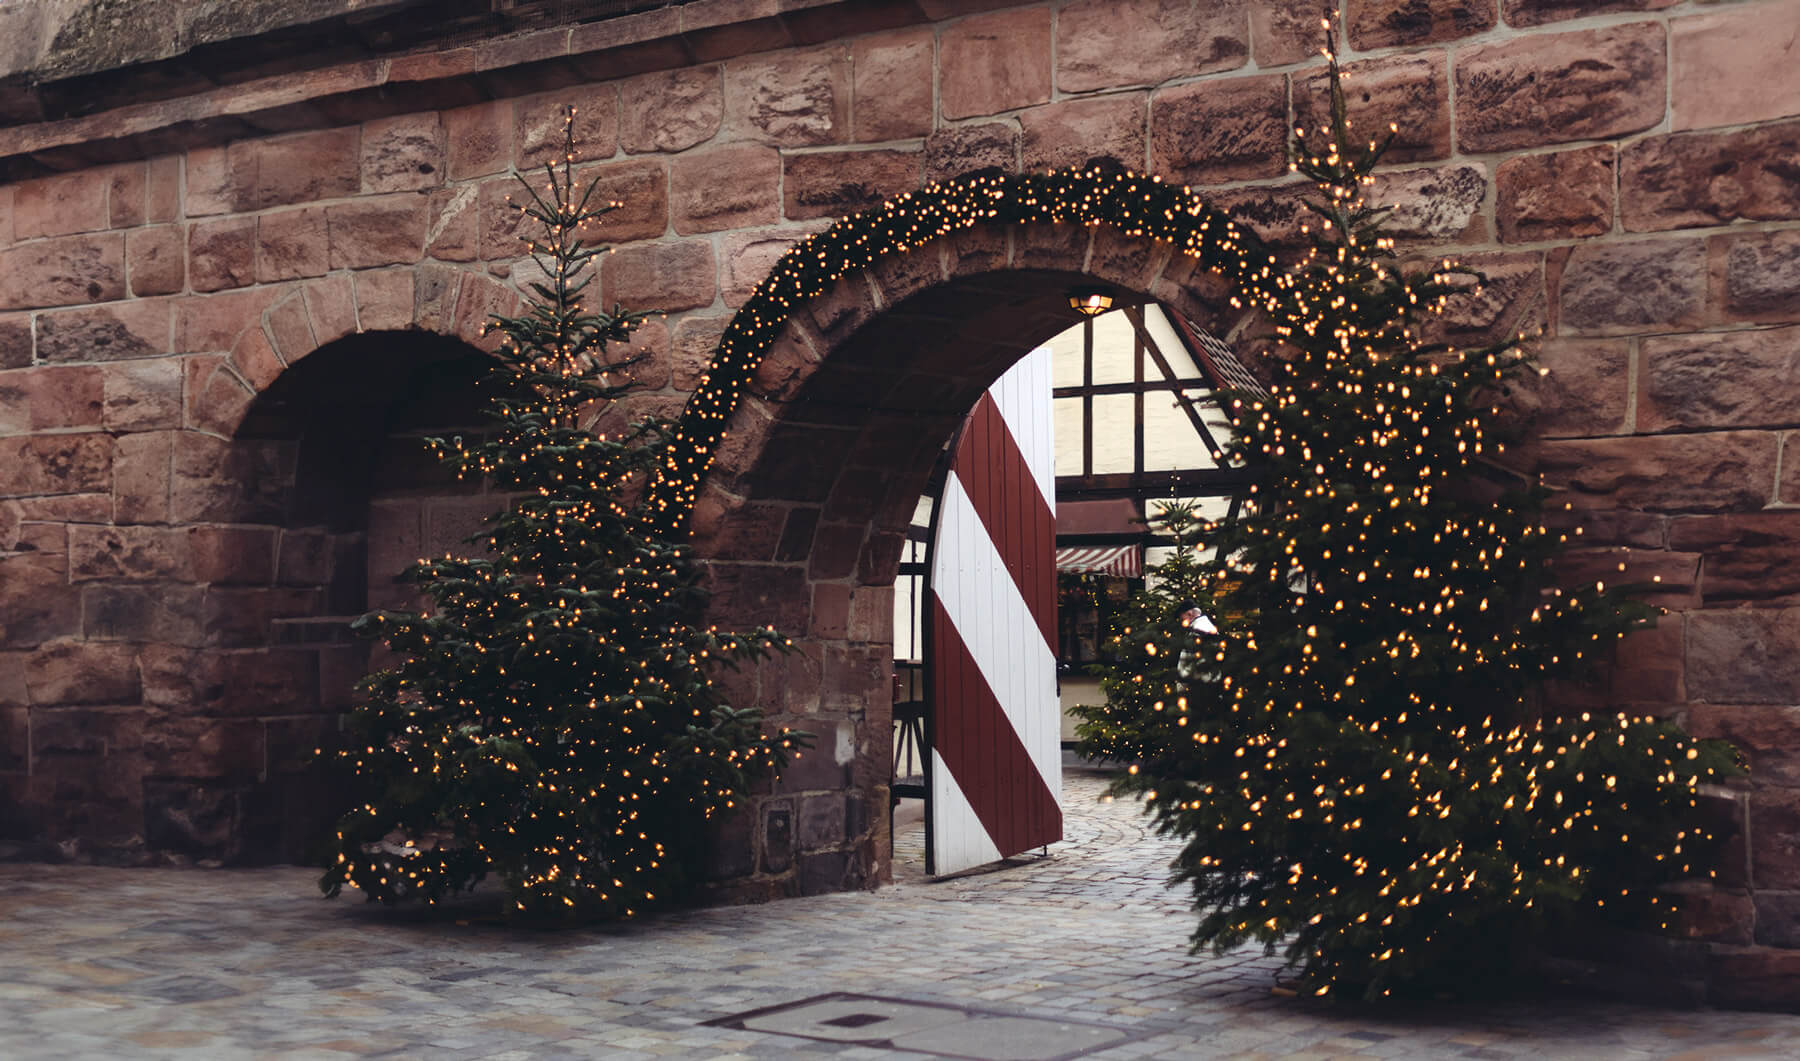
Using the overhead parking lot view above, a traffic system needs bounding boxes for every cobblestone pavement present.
[4,767,1800,1059]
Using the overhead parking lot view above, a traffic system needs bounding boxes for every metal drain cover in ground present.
[710,992,1132,1060]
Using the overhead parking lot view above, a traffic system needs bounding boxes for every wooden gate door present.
[925,348,1062,875]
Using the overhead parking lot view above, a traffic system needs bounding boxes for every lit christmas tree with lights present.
[1077,37,1741,998]
[320,117,808,919]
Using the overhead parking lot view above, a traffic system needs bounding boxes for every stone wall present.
[1,0,1799,1000]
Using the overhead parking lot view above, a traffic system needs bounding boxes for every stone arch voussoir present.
[190,264,524,441]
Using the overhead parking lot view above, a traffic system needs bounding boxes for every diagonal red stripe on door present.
[930,595,1062,858]
[952,395,1057,653]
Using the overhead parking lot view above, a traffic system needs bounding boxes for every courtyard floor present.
[4,768,1800,1060]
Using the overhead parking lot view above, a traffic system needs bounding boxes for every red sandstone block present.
[1621,120,1800,233]
[783,149,922,222]
[574,158,671,245]
[1151,75,1288,186]
[24,640,140,706]
[1688,607,1800,706]
[1455,23,1665,153]
[477,178,532,262]
[1640,326,1800,433]
[0,373,29,435]
[601,239,717,312]
[170,435,292,524]
[127,225,185,297]
[188,526,280,586]
[111,430,175,524]
[146,156,180,224]
[871,239,948,305]
[614,317,671,390]
[13,169,111,239]
[1417,249,1543,348]
[235,127,362,211]
[852,28,932,143]
[255,207,329,283]
[326,194,427,271]
[923,123,1018,185]
[23,364,105,430]
[0,314,30,370]
[1503,0,1677,29]
[1530,337,1629,438]
[1538,431,1777,515]
[704,562,812,631]
[110,428,173,522]
[0,525,79,648]
[302,274,357,347]
[1369,164,1488,243]
[1253,0,1327,68]
[188,362,255,437]
[67,524,187,582]
[1496,146,1614,243]
[672,313,731,390]
[810,582,851,639]
[106,164,147,229]
[445,100,514,181]
[619,66,724,153]
[0,433,112,496]
[425,186,480,263]
[1557,237,1705,337]
[451,274,519,352]
[176,288,282,354]
[722,225,830,307]
[0,233,126,311]
[750,330,823,403]
[946,223,1010,277]
[1295,52,1449,164]
[102,358,183,432]
[36,299,171,363]
[1671,512,1800,603]
[412,263,463,335]
[517,85,619,171]
[360,113,446,194]
[940,8,1050,120]
[1348,0,1493,49]
[671,143,783,234]
[232,325,287,393]
[1057,0,1246,94]
[724,45,850,146]
[188,217,257,293]
[1717,229,1800,326]
[354,269,416,332]
[184,144,235,217]
[1020,94,1147,174]
[1672,1,1800,132]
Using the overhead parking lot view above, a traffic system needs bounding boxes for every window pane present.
[1142,393,1216,472]
[1089,310,1138,385]
[1053,396,1085,477]
[1089,393,1136,473]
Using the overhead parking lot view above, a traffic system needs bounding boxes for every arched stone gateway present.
[1,0,1798,1006]
[672,184,1268,896]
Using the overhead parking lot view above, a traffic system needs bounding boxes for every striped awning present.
[1056,545,1142,578]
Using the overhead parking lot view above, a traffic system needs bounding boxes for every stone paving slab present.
[2,768,1799,1059]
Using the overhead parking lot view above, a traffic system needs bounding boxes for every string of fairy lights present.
[642,166,1290,535]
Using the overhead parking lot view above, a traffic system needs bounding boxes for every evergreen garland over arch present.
[645,167,1283,533]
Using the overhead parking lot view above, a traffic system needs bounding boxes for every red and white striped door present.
[926,348,1061,875]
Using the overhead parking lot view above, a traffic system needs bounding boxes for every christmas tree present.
[1076,38,1740,997]
[320,115,809,919]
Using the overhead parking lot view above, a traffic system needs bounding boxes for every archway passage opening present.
[688,253,1265,891]
[183,329,500,863]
